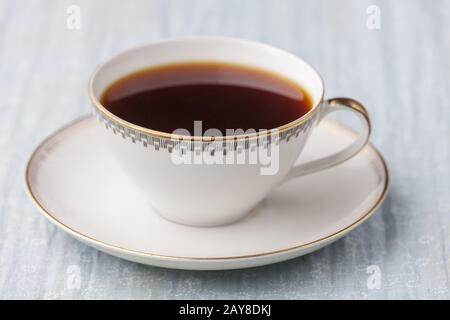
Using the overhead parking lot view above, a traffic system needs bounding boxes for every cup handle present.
[284,97,371,180]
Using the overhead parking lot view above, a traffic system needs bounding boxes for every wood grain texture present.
[0,0,449,299]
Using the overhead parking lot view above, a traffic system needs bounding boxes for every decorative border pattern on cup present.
[24,115,390,263]
[93,109,318,153]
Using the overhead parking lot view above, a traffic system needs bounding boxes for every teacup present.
[89,37,370,227]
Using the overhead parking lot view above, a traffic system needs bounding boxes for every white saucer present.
[25,116,389,270]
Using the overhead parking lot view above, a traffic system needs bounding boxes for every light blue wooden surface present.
[0,0,449,299]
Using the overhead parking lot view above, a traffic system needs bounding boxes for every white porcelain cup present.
[89,37,371,227]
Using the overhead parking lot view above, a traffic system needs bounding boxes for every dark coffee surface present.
[101,62,313,135]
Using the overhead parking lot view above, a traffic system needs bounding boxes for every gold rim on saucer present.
[24,115,389,262]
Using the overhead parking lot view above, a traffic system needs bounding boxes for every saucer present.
[25,116,389,270]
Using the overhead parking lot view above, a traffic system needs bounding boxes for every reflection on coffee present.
[101,62,313,135]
